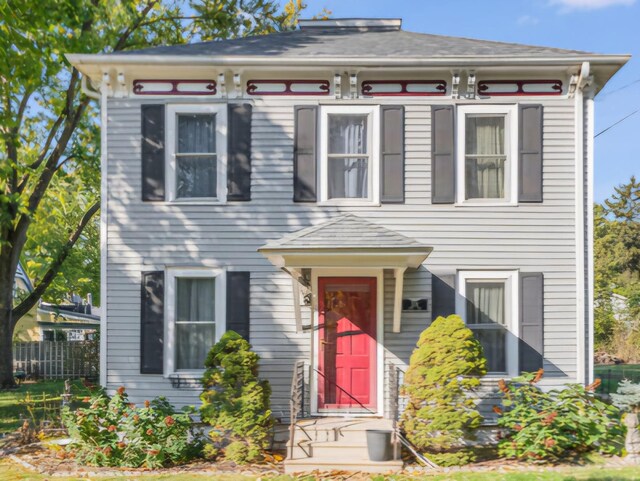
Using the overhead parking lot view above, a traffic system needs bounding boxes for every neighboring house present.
[68,18,628,471]
[13,263,100,342]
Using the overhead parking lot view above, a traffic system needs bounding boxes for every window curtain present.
[176,278,216,370]
[328,115,368,198]
[177,114,217,198]
[466,281,506,372]
[466,117,505,199]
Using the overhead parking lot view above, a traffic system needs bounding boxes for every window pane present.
[329,115,368,154]
[466,282,505,325]
[465,157,505,199]
[176,323,216,370]
[177,155,217,198]
[328,158,369,199]
[474,328,506,372]
[178,114,216,153]
[465,116,505,199]
[466,116,504,155]
[177,278,215,323]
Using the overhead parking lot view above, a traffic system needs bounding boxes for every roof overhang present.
[258,247,433,270]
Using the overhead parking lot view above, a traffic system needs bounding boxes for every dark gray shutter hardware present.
[141,105,166,201]
[140,271,164,374]
[431,273,456,321]
[518,104,543,202]
[519,272,544,373]
[226,272,251,341]
[293,105,318,202]
[227,103,252,201]
[431,105,456,204]
[381,105,405,203]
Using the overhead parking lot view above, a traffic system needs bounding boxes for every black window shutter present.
[519,104,543,202]
[140,271,164,374]
[226,272,251,341]
[431,105,455,204]
[519,272,544,373]
[227,103,252,201]
[431,273,456,321]
[141,105,165,201]
[381,105,405,203]
[293,106,318,202]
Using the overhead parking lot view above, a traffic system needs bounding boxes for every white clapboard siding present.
[105,95,580,412]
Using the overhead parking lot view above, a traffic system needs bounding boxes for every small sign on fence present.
[13,340,99,380]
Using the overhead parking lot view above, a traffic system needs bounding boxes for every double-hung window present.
[167,104,227,202]
[456,105,517,205]
[319,106,380,204]
[165,268,226,375]
[457,270,518,376]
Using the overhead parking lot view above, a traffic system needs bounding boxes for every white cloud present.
[551,0,635,11]
[517,15,540,25]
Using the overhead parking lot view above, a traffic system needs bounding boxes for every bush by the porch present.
[401,314,487,466]
[199,331,273,464]
[496,371,624,461]
[61,387,201,468]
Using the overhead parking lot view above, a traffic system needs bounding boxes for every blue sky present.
[287,0,640,202]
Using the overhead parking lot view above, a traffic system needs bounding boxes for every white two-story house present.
[68,18,628,471]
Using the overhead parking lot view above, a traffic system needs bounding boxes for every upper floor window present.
[319,106,380,205]
[456,105,517,205]
[166,104,227,202]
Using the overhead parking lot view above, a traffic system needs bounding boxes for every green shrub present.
[62,387,201,468]
[200,331,273,464]
[400,315,487,466]
[496,371,624,461]
[611,379,640,413]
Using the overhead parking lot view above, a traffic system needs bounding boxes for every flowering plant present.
[496,370,624,461]
[62,387,201,467]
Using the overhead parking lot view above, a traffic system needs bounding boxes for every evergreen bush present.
[200,331,273,464]
[400,314,487,466]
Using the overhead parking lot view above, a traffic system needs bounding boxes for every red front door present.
[318,277,377,411]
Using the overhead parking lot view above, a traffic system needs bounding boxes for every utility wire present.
[595,108,640,138]
[597,77,640,100]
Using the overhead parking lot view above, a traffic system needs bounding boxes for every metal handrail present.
[288,360,305,460]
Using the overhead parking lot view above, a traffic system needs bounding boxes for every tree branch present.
[113,0,159,52]
[11,201,100,324]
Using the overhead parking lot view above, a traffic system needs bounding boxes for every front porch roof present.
[259,214,433,334]
[258,214,433,269]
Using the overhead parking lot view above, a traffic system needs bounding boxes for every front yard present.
[0,380,91,434]
[1,458,640,481]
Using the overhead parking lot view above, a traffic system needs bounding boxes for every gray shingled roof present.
[118,26,591,59]
[259,214,429,251]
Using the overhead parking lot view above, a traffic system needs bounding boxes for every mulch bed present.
[2,433,639,480]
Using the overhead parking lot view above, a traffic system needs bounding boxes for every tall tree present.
[0,0,305,388]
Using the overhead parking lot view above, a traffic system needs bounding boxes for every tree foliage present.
[400,315,487,466]
[594,176,640,355]
[199,331,272,464]
[0,0,306,387]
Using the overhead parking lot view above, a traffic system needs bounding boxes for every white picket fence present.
[13,341,99,380]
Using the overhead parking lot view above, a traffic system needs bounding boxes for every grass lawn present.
[594,364,640,394]
[0,380,91,434]
[1,460,640,481]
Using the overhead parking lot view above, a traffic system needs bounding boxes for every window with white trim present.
[166,104,227,202]
[165,268,226,374]
[456,270,518,376]
[456,105,517,205]
[319,105,380,204]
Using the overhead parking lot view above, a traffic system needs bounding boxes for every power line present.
[595,108,640,138]
[597,77,640,100]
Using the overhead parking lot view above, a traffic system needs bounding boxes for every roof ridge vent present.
[298,18,402,32]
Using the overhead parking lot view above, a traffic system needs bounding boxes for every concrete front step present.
[285,417,402,474]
